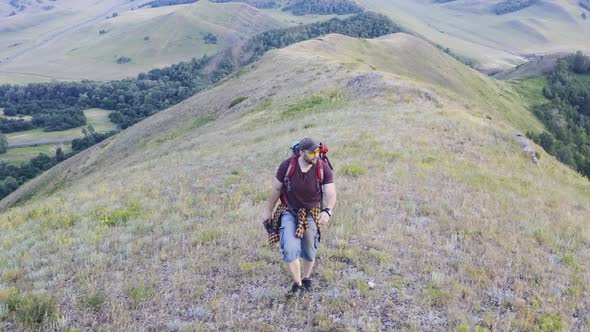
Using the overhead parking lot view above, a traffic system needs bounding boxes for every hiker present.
[261,137,337,297]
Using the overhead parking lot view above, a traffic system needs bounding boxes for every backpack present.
[280,141,333,208]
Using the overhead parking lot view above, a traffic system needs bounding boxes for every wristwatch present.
[322,208,333,217]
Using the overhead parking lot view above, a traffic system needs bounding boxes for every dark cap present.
[299,137,320,151]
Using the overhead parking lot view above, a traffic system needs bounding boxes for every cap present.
[299,137,320,151]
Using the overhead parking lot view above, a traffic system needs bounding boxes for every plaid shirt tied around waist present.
[264,203,322,247]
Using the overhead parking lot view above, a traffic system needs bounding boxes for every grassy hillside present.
[0,1,287,82]
[0,33,588,330]
[0,0,347,83]
[356,0,590,73]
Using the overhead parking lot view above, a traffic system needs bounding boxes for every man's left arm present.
[319,183,336,225]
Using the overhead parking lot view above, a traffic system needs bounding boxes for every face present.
[300,148,320,165]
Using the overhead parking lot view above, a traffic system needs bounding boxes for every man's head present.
[299,137,320,165]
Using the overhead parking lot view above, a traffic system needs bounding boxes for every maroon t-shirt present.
[275,158,334,209]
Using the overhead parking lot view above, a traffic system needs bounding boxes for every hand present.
[318,211,330,226]
[261,210,272,224]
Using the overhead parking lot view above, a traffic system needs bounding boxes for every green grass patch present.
[0,144,72,166]
[91,201,143,227]
[190,115,216,129]
[3,290,58,327]
[127,278,155,307]
[534,313,562,331]
[282,90,344,118]
[349,278,371,295]
[340,164,367,177]
[2,268,24,284]
[79,291,106,312]
[426,284,451,308]
[6,109,116,144]
[510,77,549,107]
[196,227,225,246]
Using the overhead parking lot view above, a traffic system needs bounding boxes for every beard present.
[302,154,318,165]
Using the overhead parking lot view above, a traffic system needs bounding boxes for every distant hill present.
[356,0,590,73]
[1,33,588,330]
[0,0,354,83]
[494,53,567,80]
[0,1,284,82]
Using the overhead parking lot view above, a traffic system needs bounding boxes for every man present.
[262,137,337,297]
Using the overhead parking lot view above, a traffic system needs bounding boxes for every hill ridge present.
[0,32,589,331]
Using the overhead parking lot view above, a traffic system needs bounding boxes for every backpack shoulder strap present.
[280,156,299,206]
[317,159,325,183]
[283,156,299,190]
[284,156,298,181]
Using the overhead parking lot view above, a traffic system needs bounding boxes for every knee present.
[280,227,300,263]
[281,240,300,263]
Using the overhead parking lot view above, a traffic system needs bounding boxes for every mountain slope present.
[357,0,590,73]
[0,1,285,82]
[0,33,588,330]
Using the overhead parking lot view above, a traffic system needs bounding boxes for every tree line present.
[0,148,72,200]
[282,0,364,16]
[527,51,590,178]
[209,0,277,8]
[241,12,400,63]
[495,0,540,15]
[139,0,197,8]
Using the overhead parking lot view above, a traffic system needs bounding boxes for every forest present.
[282,0,363,15]
[527,51,590,178]
[495,0,540,15]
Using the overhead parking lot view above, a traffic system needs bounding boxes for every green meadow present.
[5,108,116,145]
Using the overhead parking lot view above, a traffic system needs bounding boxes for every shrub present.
[80,291,106,312]
[8,292,58,327]
[229,97,248,109]
[203,32,217,45]
[127,278,155,307]
[116,56,131,64]
[93,202,143,227]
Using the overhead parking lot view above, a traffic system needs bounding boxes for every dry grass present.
[0,34,588,330]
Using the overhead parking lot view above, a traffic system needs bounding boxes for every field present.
[0,143,72,166]
[0,1,341,83]
[357,0,590,73]
[0,33,588,330]
[5,108,115,144]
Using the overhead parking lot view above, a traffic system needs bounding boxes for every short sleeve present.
[275,159,290,182]
[322,163,334,184]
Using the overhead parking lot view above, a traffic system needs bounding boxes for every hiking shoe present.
[286,282,303,299]
[302,278,313,292]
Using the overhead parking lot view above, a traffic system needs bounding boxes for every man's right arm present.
[261,177,283,223]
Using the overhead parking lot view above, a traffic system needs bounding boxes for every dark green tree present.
[0,134,7,154]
